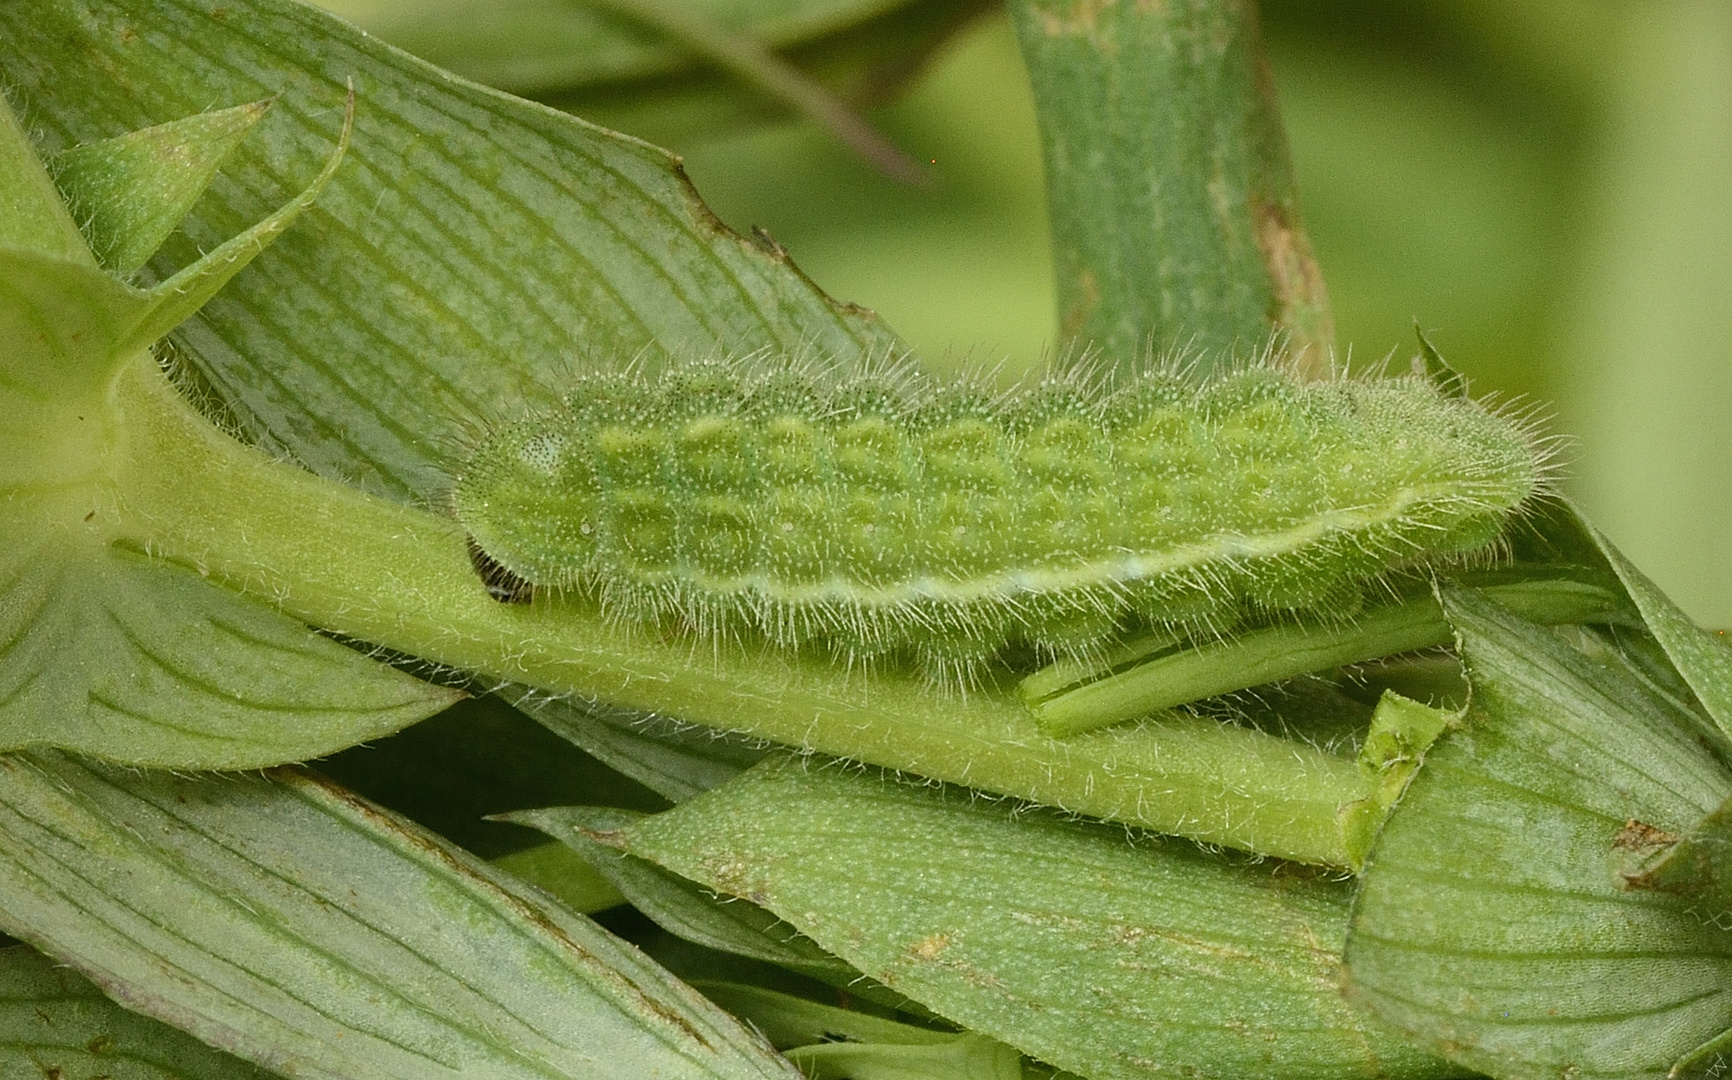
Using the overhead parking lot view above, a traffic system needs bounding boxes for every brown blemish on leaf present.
[908,933,952,961]
[749,226,788,260]
[1613,818,1680,854]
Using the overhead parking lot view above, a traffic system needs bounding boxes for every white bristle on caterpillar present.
[452,355,1549,683]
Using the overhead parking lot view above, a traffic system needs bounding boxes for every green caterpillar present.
[453,357,1544,683]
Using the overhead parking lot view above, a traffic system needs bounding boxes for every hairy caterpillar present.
[453,356,1544,683]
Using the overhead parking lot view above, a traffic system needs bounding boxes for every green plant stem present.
[579,0,927,184]
[108,355,1372,866]
[1026,576,1632,737]
[1007,0,1331,372]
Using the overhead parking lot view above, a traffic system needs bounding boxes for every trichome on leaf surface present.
[0,1,1729,1079]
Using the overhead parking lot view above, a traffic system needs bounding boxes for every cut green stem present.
[1024,573,1635,737]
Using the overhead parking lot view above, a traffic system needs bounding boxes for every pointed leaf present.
[506,806,878,993]
[120,90,352,360]
[0,91,94,265]
[693,982,955,1048]
[506,689,766,803]
[1344,588,1732,1080]
[1412,324,1468,398]
[0,751,806,1080]
[54,101,271,275]
[0,0,902,504]
[0,944,275,1080]
[611,757,1454,1080]
[789,1034,1026,1080]
[1592,523,1732,740]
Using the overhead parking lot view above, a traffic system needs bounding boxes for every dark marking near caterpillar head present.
[468,537,533,604]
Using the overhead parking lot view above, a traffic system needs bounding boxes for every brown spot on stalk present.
[1061,270,1101,341]
[1252,195,1332,378]
[1037,0,1118,51]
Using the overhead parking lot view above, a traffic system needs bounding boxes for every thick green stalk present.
[107,355,1372,866]
[1007,0,1331,372]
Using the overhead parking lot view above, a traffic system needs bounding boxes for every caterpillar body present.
[453,357,1543,683]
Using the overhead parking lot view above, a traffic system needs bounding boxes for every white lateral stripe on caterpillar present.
[452,356,1547,678]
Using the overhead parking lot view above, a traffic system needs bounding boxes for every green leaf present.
[610,756,1454,1080]
[490,841,628,913]
[506,689,767,803]
[0,540,460,769]
[700,984,1030,1080]
[693,981,953,1048]
[0,751,806,1080]
[53,101,271,275]
[0,89,95,265]
[1591,522,1732,740]
[1344,588,1732,1080]
[0,944,275,1080]
[505,805,887,997]
[0,82,343,395]
[1412,324,1467,399]
[0,0,902,505]
[120,88,353,361]
[0,97,462,770]
[1006,0,1330,368]
[788,1033,1026,1080]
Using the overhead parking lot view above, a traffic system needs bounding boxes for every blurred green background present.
[324,0,1732,625]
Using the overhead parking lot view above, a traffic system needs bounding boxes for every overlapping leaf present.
[1344,589,1732,1080]
[0,751,805,1080]
[0,944,275,1080]
[601,755,1454,1080]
